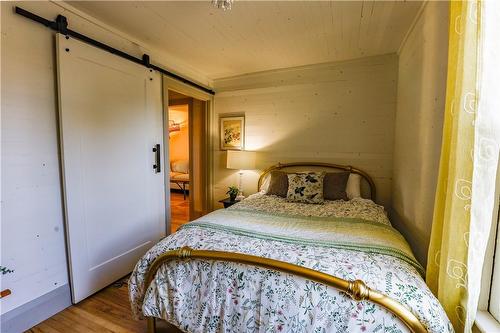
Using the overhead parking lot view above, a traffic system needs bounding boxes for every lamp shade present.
[226,150,256,170]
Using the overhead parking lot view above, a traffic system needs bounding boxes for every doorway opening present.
[167,89,210,233]
[168,91,190,232]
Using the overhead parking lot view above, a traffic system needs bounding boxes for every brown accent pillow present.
[323,172,349,201]
[266,171,288,197]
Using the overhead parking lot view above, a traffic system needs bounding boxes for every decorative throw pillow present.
[266,171,289,197]
[286,172,325,204]
[323,172,349,201]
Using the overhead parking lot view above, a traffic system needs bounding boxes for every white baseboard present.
[0,284,71,333]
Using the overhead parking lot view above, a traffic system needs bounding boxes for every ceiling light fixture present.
[212,0,233,11]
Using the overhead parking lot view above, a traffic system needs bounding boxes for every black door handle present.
[152,144,161,173]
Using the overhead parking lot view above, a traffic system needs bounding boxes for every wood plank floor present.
[170,191,189,233]
[27,278,181,333]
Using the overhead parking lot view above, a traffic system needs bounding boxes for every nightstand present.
[219,197,240,208]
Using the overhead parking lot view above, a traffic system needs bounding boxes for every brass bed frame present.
[144,162,427,333]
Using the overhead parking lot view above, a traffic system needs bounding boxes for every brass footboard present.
[144,246,427,333]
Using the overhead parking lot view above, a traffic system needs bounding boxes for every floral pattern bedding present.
[236,193,392,226]
[129,195,452,333]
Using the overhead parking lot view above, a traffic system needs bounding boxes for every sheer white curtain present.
[466,1,500,331]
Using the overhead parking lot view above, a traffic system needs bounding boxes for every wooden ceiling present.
[69,1,423,79]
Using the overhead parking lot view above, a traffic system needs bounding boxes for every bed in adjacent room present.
[129,163,452,333]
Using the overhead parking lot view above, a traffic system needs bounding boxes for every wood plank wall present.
[212,54,398,209]
[392,1,449,266]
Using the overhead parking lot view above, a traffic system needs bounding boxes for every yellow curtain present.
[426,1,480,332]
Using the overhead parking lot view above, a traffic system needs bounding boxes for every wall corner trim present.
[397,0,429,55]
[0,284,71,333]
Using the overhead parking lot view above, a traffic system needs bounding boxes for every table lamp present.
[226,150,256,200]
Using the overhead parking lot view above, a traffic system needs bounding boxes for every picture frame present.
[220,116,245,150]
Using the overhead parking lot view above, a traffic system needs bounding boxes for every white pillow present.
[259,174,271,193]
[346,173,361,199]
[171,159,189,174]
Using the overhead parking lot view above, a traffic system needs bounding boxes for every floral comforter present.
[129,194,452,333]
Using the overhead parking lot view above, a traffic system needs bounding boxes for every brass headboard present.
[257,162,376,201]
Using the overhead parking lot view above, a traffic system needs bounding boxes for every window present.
[476,160,500,332]
[488,198,500,322]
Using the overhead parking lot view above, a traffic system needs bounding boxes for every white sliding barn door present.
[56,34,165,303]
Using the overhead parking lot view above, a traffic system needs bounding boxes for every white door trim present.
[163,77,215,216]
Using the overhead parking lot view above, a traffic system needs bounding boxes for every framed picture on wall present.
[220,116,245,150]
